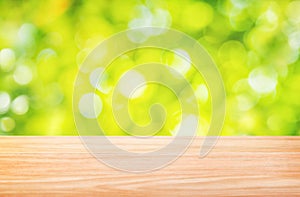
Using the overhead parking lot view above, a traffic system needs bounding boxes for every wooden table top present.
[0,137,300,196]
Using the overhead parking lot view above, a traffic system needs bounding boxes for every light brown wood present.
[0,137,300,196]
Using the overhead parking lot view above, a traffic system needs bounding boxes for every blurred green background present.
[0,0,300,136]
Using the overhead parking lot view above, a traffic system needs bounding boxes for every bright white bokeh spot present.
[89,67,112,94]
[0,117,15,132]
[13,65,33,85]
[118,70,146,99]
[126,28,150,43]
[127,6,171,43]
[288,31,300,50]
[171,49,191,76]
[248,67,277,94]
[265,9,278,23]
[0,92,11,114]
[171,115,198,136]
[256,7,279,31]
[128,6,152,29]
[0,48,16,72]
[89,67,104,89]
[195,84,209,102]
[231,0,249,9]
[150,8,172,35]
[11,95,29,115]
[79,93,103,119]
[128,6,152,43]
[18,23,36,46]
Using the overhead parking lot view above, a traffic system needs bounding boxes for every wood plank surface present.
[0,137,300,196]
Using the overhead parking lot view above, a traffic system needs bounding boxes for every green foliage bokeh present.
[0,0,300,136]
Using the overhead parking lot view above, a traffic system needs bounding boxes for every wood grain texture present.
[0,137,300,196]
